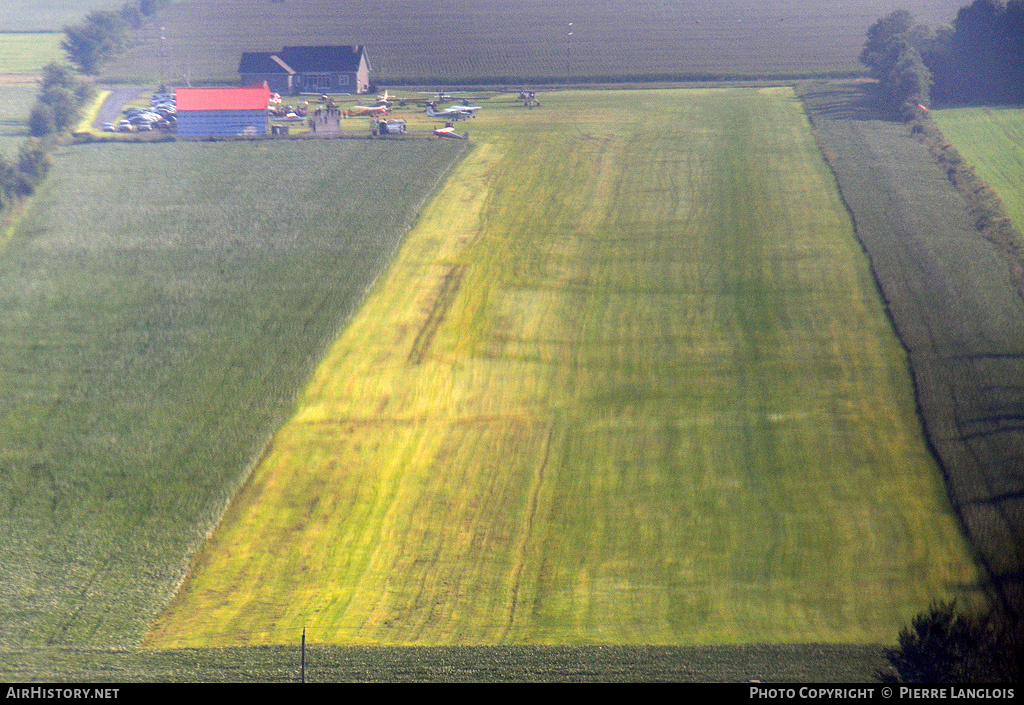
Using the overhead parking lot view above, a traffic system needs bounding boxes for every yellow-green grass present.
[933,107,1024,236]
[148,88,980,648]
[71,89,111,135]
[0,33,63,77]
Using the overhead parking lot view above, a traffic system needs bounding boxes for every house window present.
[305,74,330,90]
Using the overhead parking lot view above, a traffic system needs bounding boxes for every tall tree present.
[860,10,917,81]
[61,11,128,75]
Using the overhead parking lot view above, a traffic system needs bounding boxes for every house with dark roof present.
[239,46,371,95]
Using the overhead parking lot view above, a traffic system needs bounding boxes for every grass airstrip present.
[147,88,980,648]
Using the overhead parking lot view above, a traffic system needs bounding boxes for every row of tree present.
[29,63,96,137]
[861,0,1024,118]
[62,0,172,75]
[1,62,99,214]
[2,0,171,214]
[0,62,95,215]
[927,0,1024,104]
[0,139,51,213]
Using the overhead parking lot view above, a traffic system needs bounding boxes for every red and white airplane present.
[433,122,469,140]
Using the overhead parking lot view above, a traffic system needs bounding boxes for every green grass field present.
[0,84,36,157]
[933,107,1024,236]
[102,0,967,84]
[0,33,63,76]
[146,88,980,649]
[0,138,466,647]
[0,32,64,157]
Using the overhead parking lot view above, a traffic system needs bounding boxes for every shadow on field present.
[798,82,891,122]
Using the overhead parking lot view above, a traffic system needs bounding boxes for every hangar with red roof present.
[176,83,271,138]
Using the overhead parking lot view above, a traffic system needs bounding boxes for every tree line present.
[861,0,1024,118]
[1,0,174,220]
[62,0,172,75]
[0,62,95,215]
[0,62,96,216]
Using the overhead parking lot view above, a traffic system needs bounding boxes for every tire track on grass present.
[501,424,554,641]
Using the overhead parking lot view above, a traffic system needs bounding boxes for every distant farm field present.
[0,84,36,156]
[933,107,1024,237]
[0,2,122,32]
[148,88,980,649]
[0,138,466,646]
[103,0,966,85]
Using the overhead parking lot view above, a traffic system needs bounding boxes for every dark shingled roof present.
[239,46,367,74]
[238,52,287,74]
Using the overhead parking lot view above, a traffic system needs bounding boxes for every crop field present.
[801,84,1024,612]
[0,2,122,32]
[144,88,980,651]
[1,643,886,682]
[0,138,467,647]
[103,0,966,85]
[933,107,1024,236]
[0,32,63,77]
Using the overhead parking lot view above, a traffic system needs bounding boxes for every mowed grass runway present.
[148,89,980,647]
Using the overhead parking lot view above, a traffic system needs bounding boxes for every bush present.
[14,138,52,196]
[878,602,1021,683]
[28,102,57,138]
[40,86,80,132]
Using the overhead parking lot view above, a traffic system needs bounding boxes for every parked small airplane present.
[434,123,469,139]
[374,89,402,106]
[348,103,390,116]
[426,102,480,119]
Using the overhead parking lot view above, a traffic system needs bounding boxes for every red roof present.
[176,83,270,112]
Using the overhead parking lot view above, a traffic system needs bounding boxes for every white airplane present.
[426,102,481,119]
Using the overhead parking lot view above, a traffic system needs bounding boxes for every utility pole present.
[301,626,306,683]
[159,27,167,91]
[566,22,574,81]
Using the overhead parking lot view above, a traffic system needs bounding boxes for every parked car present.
[102,122,116,132]
[117,120,134,132]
